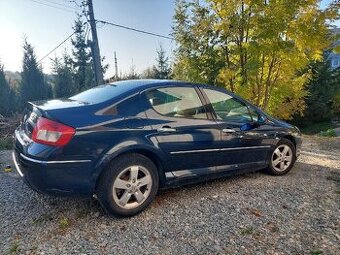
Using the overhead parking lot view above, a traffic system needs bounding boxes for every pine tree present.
[153,45,172,79]
[302,60,336,123]
[71,16,94,92]
[141,45,172,79]
[123,64,141,80]
[52,52,74,98]
[19,38,50,109]
[0,61,15,116]
[142,67,157,79]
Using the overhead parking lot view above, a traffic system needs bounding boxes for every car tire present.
[266,138,296,176]
[97,153,159,217]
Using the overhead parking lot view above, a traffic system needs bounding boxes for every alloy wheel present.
[112,165,152,209]
[271,144,293,172]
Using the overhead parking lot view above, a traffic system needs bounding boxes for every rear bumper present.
[12,150,95,196]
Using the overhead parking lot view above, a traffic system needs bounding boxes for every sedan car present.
[13,79,302,217]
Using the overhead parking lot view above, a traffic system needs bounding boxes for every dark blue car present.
[13,80,302,217]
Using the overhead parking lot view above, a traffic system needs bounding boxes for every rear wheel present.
[266,138,296,175]
[97,153,159,217]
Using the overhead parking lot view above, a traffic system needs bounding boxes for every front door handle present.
[157,126,177,133]
[222,128,236,134]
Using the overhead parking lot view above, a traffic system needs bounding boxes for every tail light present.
[32,117,75,146]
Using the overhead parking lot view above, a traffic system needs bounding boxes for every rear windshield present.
[69,84,129,104]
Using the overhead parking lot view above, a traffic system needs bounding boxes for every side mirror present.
[257,115,267,125]
[240,123,253,131]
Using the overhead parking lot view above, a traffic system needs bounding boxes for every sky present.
[0,0,338,79]
[0,0,175,78]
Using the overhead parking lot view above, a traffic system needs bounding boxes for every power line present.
[37,31,76,63]
[39,0,77,10]
[27,0,77,13]
[96,19,174,40]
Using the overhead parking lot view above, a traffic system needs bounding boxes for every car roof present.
[109,79,187,91]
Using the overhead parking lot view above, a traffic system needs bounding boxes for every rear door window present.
[145,87,207,119]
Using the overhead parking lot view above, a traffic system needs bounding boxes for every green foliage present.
[71,16,94,92]
[142,45,172,79]
[153,44,172,79]
[300,121,336,135]
[332,92,340,118]
[173,0,338,119]
[19,38,51,109]
[310,250,323,255]
[122,64,141,80]
[58,217,70,230]
[52,53,74,98]
[331,67,340,118]
[8,242,19,254]
[293,60,340,126]
[319,129,336,137]
[303,61,338,123]
[0,61,16,116]
[0,137,13,150]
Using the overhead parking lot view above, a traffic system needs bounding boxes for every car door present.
[143,85,221,172]
[201,87,272,168]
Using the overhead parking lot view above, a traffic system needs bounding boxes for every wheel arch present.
[282,134,296,148]
[93,146,167,193]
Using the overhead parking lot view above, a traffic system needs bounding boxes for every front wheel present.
[266,138,296,175]
[97,153,159,217]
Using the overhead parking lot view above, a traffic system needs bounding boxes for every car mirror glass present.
[240,123,252,131]
[257,115,267,125]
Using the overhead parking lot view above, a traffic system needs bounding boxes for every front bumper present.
[12,150,95,196]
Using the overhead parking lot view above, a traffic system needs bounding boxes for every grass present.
[33,213,54,225]
[58,217,71,230]
[326,172,340,183]
[76,208,91,219]
[7,242,19,254]
[0,137,13,150]
[319,129,336,137]
[300,121,336,135]
[310,250,323,255]
[239,226,254,235]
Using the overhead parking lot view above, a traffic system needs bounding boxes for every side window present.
[101,95,140,116]
[203,89,252,123]
[146,87,207,119]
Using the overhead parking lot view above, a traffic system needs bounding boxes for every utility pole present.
[114,51,118,80]
[87,0,104,85]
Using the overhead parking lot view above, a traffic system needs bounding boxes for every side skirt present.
[162,162,267,189]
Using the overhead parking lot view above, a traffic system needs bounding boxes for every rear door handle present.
[157,126,177,133]
[222,128,236,133]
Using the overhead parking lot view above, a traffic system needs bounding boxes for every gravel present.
[0,136,339,255]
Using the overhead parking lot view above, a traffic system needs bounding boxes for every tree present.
[297,60,338,124]
[153,45,172,79]
[0,61,15,116]
[173,0,339,119]
[330,66,340,119]
[71,16,94,92]
[141,66,157,79]
[122,63,141,80]
[19,38,51,109]
[51,52,74,98]
[141,45,172,79]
